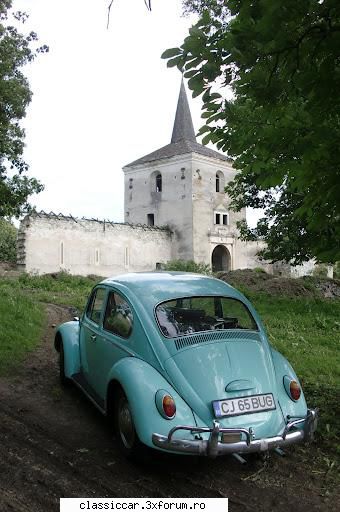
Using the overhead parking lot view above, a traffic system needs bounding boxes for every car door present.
[85,289,134,400]
[79,286,107,393]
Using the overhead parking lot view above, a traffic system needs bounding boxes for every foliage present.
[182,0,227,18]
[164,0,340,264]
[163,259,212,274]
[0,1,48,217]
[0,217,17,261]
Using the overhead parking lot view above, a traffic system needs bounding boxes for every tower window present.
[147,213,155,226]
[216,171,225,193]
[129,178,133,189]
[214,211,228,226]
[156,173,162,192]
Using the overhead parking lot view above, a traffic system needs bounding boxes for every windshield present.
[155,296,258,338]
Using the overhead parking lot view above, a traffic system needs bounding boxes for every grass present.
[0,272,98,376]
[0,282,45,375]
[239,289,340,451]
[10,272,98,311]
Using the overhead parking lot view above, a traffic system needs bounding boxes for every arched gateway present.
[211,245,231,272]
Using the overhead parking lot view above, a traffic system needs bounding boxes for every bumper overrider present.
[152,408,318,458]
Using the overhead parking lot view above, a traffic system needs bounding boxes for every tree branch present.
[107,0,152,29]
[107,0,114,29]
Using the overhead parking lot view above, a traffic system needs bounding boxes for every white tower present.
[123,80,247,271]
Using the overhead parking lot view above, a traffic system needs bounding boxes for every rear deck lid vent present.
[174,330,260,351]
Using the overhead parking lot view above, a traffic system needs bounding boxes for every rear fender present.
[55,321,80,378]
[106,357,196,449]
[271,348,307,420]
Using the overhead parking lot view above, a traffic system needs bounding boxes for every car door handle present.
[90,334,97,342]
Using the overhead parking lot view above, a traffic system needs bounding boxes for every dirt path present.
[0,304,338,512]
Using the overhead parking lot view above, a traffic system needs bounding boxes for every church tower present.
[123,80,247,271]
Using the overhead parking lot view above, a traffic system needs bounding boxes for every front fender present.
[55,321,80,378]
[271,348,307,420]
[106,358,196,449]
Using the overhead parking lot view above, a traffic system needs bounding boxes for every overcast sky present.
[12,1,259,226]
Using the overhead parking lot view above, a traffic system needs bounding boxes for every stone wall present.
[18,213,173,277]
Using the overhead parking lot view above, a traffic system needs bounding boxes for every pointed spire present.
[171,79,196,144]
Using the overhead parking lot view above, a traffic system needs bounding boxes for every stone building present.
[18,80,268,276]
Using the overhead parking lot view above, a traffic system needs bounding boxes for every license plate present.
[212,393,276,418]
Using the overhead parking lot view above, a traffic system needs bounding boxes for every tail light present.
[283,376,301,401]
[163,395,176,418]
[155,390,176,419]
[290,380,301,401]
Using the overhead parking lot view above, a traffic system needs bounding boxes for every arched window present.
[216,171,224,193]
[156,173,162,192]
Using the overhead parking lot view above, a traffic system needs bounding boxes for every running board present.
[72,372,106,415]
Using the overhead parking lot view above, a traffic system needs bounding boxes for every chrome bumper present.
[152,408,318,458]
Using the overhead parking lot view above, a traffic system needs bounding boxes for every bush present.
[0,218,17,263]
[163,259,211,275]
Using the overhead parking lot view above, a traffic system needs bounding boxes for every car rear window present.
[155,296,258,338]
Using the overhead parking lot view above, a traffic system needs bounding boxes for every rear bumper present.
[152,408,318,457]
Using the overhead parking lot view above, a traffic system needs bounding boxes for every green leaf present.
[197,125,210,135]
[202,133,211,145]
[166,56,181,68]
[161,47,181,59]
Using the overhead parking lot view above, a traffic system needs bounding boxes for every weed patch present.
[0,283,45,375]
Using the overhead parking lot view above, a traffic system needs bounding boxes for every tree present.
[0,217,17,262]
[0,1,47,217]
[163,0,340,264]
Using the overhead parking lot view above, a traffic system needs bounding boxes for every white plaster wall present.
[123,154,194,260]
[191,154,247,268]
[286,259,316,278]
[20,216,172,276]
[236,240,274,273]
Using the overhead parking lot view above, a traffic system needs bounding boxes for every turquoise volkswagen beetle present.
[55,272,317,458]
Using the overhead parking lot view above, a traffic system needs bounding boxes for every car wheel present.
[59,341,71,387]
[114,389,144,459]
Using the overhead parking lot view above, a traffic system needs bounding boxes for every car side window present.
[103,291,133,339]
[86,288,106,325]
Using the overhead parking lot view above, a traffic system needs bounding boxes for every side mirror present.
[73,316,80,322]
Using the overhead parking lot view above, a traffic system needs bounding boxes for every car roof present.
[101,271,243,306]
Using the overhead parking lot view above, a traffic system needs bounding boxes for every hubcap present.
[118,399,135,449]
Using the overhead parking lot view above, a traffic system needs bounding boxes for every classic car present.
[55,272,318,459]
